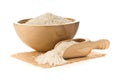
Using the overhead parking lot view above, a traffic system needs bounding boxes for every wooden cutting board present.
[12,51,106,68]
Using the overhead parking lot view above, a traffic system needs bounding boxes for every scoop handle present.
[90,39,110,49]
[73,39,110,49]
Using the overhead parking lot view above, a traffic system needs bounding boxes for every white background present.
[0,0,120,80]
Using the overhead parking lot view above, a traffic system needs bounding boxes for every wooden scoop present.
[56,39,110,59]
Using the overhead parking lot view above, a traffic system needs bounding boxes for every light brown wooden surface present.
[12,51,106,68]
[14,18,79,52]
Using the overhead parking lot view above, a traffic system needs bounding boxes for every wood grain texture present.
[12,51,106,68]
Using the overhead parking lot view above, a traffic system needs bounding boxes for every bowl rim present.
[14,18,79,27]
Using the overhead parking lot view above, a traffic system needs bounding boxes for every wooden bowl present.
[14,18,79,52]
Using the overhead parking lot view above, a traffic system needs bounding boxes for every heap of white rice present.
[25,13,72,25]
[35,41,79,66]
